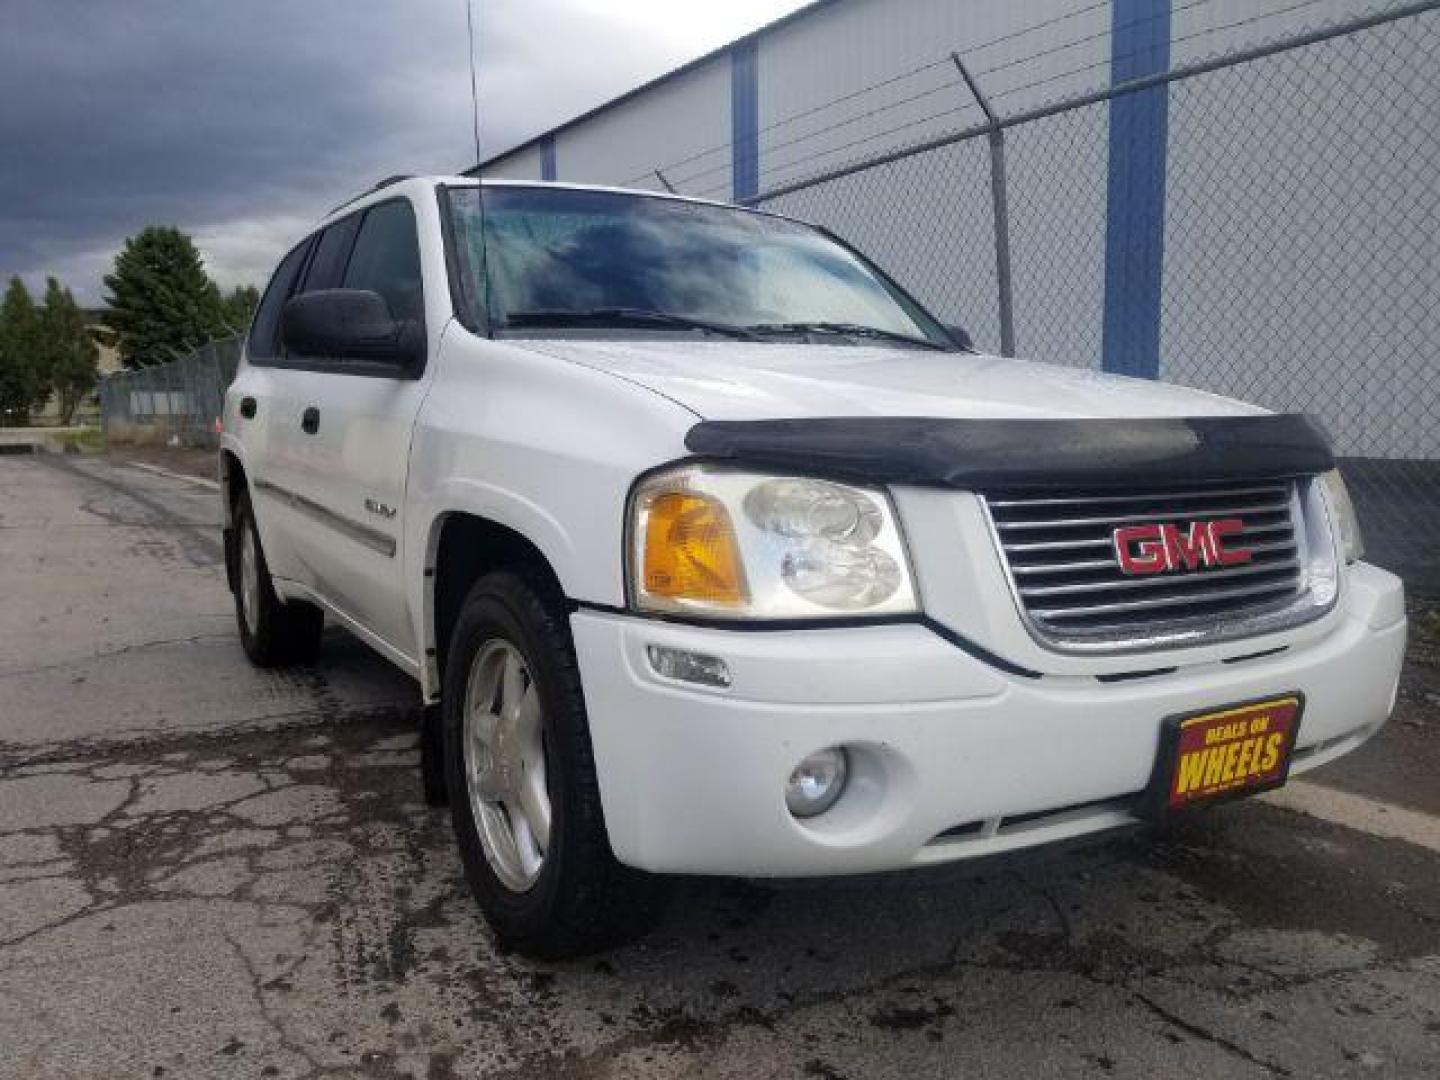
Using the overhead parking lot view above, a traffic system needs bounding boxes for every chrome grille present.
[984,480,1312,648]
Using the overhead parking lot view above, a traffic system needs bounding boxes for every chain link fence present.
[98,336,241,449]
[749,2,1439,596]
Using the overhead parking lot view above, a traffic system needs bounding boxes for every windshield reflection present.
[447,186,949,348]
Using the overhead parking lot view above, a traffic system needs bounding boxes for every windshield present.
[445,186,952,347]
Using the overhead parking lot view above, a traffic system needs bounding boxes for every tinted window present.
[343,200,424,322]
[301,215,361,293]
[445,186,948,346]
[248,237,313,361]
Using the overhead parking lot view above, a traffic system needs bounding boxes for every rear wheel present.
[232,489,324,667]
[442,570,665,957]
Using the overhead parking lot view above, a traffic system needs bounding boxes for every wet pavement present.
[1,452,1437,1079]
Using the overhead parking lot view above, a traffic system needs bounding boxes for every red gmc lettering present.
[1113,525,1170,574]
[1165,522,1213,571]
[1207,518,1252,566]
[1113,518,1253,575]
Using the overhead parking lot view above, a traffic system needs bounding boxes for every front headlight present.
[1318,469,1365,563]
[628,465,917,619]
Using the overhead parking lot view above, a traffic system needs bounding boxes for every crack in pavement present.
[1132,990,1292,1076]
[219,926,329,1078]
[0,629,235,680]
[0,704,417,772]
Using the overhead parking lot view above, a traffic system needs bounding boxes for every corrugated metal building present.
[474,0,1439,466]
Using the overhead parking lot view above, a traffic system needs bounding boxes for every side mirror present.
[944,323,975,351]
[281,289,421,370]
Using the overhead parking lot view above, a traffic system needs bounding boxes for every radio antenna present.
[465,0,482,167]
[464,0,490,332]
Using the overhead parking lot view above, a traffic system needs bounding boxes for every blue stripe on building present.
[540,134,557,182]
[1101,0,1172,379]
[731,40,759,202]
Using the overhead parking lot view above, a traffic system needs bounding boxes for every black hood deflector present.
[684,414,1334,491]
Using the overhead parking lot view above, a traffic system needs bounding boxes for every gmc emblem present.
[1113,518,1254,575]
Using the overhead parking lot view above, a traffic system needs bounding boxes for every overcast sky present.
[0,0,808,307]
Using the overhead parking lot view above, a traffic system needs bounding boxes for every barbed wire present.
[620,57,957,186]
[620,0,1229,188]
[620,61,961,187]
[985,0,1335,103]
[712,0,1347,201]
[664,75,971,191]
[970,0,1325,83]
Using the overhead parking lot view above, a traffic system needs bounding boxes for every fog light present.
[646,645,731,688]
[785,747,849,818]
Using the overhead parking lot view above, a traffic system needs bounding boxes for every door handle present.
[301,407,320,435]
[239,396,257,419]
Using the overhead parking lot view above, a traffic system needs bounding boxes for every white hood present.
[514,339,1262,422]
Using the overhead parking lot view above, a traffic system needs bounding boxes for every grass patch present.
[57,428,107,454]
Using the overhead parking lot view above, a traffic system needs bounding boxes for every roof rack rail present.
[327,174,414,216]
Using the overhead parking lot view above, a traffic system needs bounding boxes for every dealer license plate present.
[1143,694,1304,817]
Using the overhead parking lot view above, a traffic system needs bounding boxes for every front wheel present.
[442,570,665,958]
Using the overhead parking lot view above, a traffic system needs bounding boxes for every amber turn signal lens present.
[642,491,747,605]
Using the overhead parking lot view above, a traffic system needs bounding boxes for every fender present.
[409,481,581,702]
[406,329,703,701]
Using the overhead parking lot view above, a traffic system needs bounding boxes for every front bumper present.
[570,562,1406,877]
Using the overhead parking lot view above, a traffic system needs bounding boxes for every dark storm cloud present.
[0,0,696,303]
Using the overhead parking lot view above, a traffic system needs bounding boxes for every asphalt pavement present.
[1,451,1437,1079]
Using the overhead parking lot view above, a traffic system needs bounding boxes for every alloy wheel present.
[462,639,551,892]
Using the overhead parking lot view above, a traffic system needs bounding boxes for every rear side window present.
[301,215,361,293]
[248,237,313,362]
[343,200,424,322]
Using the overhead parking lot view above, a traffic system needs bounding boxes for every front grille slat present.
[1004,520,1293,555]
[1018,557,1301,599]
[1012,556,1124,575]
[986,484,1288,509]
[994,501,1292,531]
[1011,538,1298,577]
[1030,577,1301,621]
[984,478,1319,649]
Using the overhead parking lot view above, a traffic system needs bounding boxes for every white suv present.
[223,177,1406,957]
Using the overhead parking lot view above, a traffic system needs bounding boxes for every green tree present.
[0,277,47,424]
[34,278,66,411]
[100,226,228,368]
[40,278,100,425]
[220,284,261,335]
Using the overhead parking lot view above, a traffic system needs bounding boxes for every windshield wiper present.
[502,308,759,340]
[746,321,947,351]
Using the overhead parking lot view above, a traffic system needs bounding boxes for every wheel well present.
[219,450,247,594]
[432,514,567,678]
[220,450,246,521]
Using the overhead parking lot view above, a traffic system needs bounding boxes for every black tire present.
[442,570,666,958]
[420,703,448,808]
[232,489,324,668]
